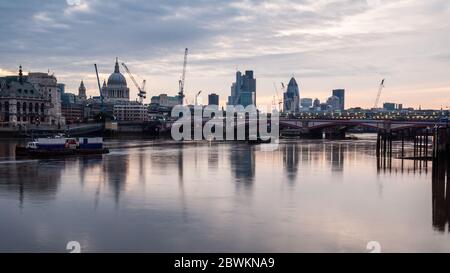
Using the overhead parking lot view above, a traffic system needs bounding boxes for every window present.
[23,102,26,112]
[41,103,45,114]
[17,102,20,113]
[35,103,39,113]
[29,103,32,113]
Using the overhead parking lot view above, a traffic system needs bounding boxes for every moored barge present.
[16,136,109,157]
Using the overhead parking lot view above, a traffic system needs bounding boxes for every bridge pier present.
[431,127,450,231]
[376,130,394,170]
[377,130,393,158]
[433,127,450,160]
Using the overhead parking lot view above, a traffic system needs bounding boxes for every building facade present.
[114,103,148,121]
[151,94,180,108]
[0,67,52,126]
[332,89,345,111]
[284,77,300,113]
[57,83,65,94]
[78,80,87,101]
[300,98,313,109]
[313,98,321,108]
[227,70,256,107]
[27,72,65,126]
[61,103,85,124]
[383,102,403,111]
[326,95,341,111]
[208,93,219,106]
[102,58,130,103]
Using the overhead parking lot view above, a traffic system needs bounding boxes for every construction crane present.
[94,64,104,114]
[121,62,147,104]
[178,48,188,104]
[273,83,282,112]
[373,79,385,109]
[280,82,286,111]
[195,90,202,105]
[141,79,146,97]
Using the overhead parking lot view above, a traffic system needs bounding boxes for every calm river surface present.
[0,136,449,252]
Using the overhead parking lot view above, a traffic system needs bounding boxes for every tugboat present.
[16,136,109,157]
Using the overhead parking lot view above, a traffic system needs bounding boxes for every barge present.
[16,136,109,157]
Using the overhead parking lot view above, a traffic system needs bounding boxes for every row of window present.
[17,89,34,95]
[108,90,128,98]
[0,102,45,113]
[17,116,46,122]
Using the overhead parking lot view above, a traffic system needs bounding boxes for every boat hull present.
[15,147,109,158]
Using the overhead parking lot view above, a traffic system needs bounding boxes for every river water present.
[0,136,449,252]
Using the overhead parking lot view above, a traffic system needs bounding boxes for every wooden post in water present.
[401,130,405,158]
[413,130,417,158]
[376,132,381,158]
[433,128,438,159]
[389,132,393,169]
[389,132,393,157]
[420,131,424,165]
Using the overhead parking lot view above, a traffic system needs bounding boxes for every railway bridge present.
[279,118,449,138]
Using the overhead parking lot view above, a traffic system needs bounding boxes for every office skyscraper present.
[332,89,345,111]
[284,77,300,113]
[208,93,219,106]
[227,70,256,107]
[300,98,313,109]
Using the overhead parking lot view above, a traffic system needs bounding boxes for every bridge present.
[0,123,104,137]
[160,116,450,139]
[279,118,449,132]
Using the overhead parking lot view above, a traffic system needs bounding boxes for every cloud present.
[0,0,449,108]
[0,68,16,77]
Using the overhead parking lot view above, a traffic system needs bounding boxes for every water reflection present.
[104,154,129,206]
[0,139,449,252]
[229,145,255,186]
[328,143,344,173]
[283,144,299,183]
[78,156,103,186]
[0,160,64,206]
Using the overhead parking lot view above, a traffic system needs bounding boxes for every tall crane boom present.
[94,64,104,113]
[373,79,385,109]
[281,82,286,112]
[121,62,147,104]
[273,83,282,112]
[178,48,188,104]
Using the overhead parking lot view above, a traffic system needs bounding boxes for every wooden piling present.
[401,130,405,158]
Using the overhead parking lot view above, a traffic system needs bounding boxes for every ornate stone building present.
[101,58,130,103]
[0,66,51,126]
[27,71,65,126]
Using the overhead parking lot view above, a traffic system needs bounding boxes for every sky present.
[0,0,449,109]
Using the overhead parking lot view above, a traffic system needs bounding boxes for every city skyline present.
[1,0,450,109]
